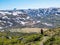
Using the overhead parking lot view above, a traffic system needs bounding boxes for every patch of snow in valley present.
[7,21,13,26]
[37,14,41,17]
[13,12,18,16]
[20,21,25,25]
[0,12,5,15]
[36,21,40,23]
[0,27,3,29]
[2,16,8,19]
[42,23,53,26]
[26,16,30,19]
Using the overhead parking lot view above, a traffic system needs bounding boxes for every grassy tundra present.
[6,28,48,33]
[0,27,60,45]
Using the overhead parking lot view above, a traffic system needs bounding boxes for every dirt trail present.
[40,36,49,45]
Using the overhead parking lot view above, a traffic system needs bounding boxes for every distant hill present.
[0,7,60,29]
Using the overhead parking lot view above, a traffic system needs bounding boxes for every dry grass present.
[10,28,48,33]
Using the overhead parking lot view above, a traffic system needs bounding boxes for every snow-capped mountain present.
[0,7,60,29]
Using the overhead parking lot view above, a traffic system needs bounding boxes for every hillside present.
[44,27,60,45]
[0,27,60,45]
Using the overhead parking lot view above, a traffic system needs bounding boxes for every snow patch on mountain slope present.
[42,23,53,26]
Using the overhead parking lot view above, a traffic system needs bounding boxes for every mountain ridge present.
[0,7,60,29]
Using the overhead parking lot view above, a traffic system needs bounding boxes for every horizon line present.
[0,7,60,10]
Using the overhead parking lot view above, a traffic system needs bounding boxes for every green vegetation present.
[44,27,60,45]
[0,32,43,45]
[0,27,60,45]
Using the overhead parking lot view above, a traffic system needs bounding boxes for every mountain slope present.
[0,8,60,29]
